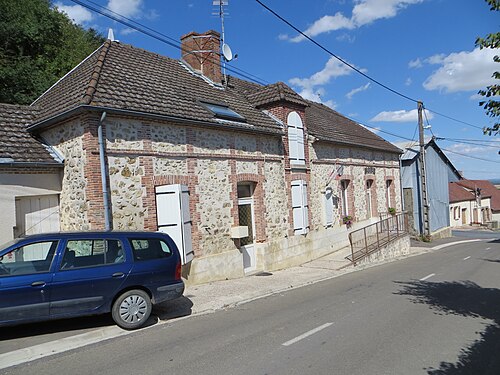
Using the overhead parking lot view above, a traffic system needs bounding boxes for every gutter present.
[27,105,284,136]
[98,112,112,231]
[0,162,63,168]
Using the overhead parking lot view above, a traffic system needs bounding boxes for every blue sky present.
[55,0,500,180]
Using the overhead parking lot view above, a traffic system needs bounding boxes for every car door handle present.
[112,272,124,278]
[31,281,46,287]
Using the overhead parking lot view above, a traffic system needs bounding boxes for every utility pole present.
[418,101,430,236]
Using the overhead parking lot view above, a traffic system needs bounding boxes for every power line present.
[68,0,270,86]
[439,138,500,150]
[445,137,500,144]
[425,108,484,130]
[255,0,418,104]
[441,147,500,163]
[255,0,487,132]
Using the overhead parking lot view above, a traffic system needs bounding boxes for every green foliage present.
[388,207,396,215]
[0,0,104,104]
[476,0,500,136]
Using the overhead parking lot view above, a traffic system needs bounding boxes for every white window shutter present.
[288,125,298,162]
[155,184,193,264]
[287,112,306,166]
[291,180,309,235]
[323,188,334,226]
[180,185,194,263]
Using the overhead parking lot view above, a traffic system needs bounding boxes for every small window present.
[200,102,246,122]
[61,239,124,270]
[0,241,58,276]
[341,180,350,216]
[130,239,172,261]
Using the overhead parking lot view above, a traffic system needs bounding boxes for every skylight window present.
[201,102,246,122]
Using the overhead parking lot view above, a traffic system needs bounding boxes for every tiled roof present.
[0,104,61,164]
[31,41,282,134]
[449,182,477,203]
[304,100,402,153]
[453,180,500,211]
[246,82,308,108]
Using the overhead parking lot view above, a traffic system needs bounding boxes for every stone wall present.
[108,156,146,230]
[309,141,402,230]
[42,118,88,230]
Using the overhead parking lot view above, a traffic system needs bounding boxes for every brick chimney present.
[180,30,222,84]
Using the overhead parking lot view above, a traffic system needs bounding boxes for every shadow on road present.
[0,314,115,341]
[0,297,193,343]
[395,280,500,375]
[153,296,193,321]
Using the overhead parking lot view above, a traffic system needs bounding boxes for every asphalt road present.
[2,238,499,375]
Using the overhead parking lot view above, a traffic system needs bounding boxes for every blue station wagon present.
[0,231,184,330]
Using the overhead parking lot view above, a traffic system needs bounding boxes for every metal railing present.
[347,212,409,265]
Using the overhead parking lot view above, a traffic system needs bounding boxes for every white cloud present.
[423,48,498,92]
[289,56,354,89]
[370,108,433,122]
[351,0,423,26]
[447,143,484,155]
[278,34,289,41]
[120,28,138,36]
[290,0,423,42]
[107,0,143,18]
[289,56,357,108]
[408,58,422,68]
[55,3,93,24]
[291,13,353,42]
[346,82,371,99]
[405,77,412,86]
[297,87,337,109]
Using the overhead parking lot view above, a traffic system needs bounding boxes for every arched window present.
[287,111,305,166]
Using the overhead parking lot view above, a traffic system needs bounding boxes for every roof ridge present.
[81,40,112,105]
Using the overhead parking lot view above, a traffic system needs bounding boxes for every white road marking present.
[432,239,481,250]
[282,322,333,347]
[486,247,491,250]
[463,256,471,260]
[420,273,435,281]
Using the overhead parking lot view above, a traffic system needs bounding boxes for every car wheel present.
[112,289,152,330]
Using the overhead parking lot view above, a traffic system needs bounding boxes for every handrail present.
[348,212,409,265]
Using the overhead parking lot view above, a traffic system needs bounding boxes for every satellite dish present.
[222,43,233,62]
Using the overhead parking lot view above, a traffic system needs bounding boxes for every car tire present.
[112,289,152,330]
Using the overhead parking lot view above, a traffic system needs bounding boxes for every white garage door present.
[15,195,60,237]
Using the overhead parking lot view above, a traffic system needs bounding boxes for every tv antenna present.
[213,0,237,85]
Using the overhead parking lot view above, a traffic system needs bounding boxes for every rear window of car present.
[129,238,172,261]
[60,239,124,270]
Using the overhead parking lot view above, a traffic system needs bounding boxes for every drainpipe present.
[98,112,112,231]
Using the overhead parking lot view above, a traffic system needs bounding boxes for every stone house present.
[2,30,402,284]
[401,138,462,238]
[449,179,499,227]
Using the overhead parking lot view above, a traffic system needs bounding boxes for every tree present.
[0,0,104,104]
[476,0,499,136]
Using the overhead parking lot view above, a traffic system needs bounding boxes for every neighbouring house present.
[0,104,63,241]
[401,138,462,238]
[1,30,403,284]
[449,179,500,227]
